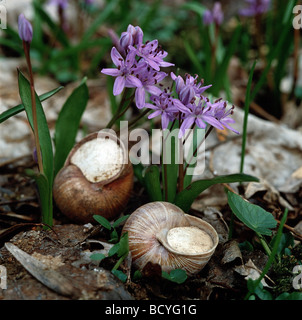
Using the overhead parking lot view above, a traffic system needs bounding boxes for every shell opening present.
[70,137,124,183]
[166,226,213,255]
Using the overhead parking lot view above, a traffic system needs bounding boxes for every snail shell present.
[122,201,219,276]
[53,131,133,224]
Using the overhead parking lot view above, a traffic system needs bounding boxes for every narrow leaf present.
[25,169,53,227]
[18,71,54,182]
[93,215,112,230]
[53,78,89,176]
[174,173,259,212]
[143,165,163,201]
[0,86,63,124]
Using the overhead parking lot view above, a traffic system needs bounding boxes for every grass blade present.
[53,78,89,176]
[174,173,259,212]
[0,86,64,124]
[18,70,54,188]
[143,165,163,201]
[240,60,256,173]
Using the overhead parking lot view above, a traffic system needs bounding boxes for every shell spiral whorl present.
[122,201,219,276]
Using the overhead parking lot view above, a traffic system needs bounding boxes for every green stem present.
[23,41,44,175]
[112,253,128,271]
[256,232,272,257]
[183,126,213,176]
[106,88,134,129]
[244,208,288,300]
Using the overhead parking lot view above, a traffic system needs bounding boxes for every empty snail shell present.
[53,131,133,224]
[122,201,219,276]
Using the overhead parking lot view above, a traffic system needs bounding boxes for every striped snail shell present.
[122,202,219,277]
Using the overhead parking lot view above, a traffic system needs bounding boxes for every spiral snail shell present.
[122,202,219,276]
[53,131,133,224]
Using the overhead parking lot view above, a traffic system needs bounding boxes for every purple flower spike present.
[212,2,224,25]
[203,2,224,26]
[18,14,33,43]
[239,0,271,17]
[101,47,142,96]
[203,10,213,25]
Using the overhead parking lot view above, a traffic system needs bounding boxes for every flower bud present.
[18,14,33,43]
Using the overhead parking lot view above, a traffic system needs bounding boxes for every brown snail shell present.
[122,201,219,277]
[53,131,133,224]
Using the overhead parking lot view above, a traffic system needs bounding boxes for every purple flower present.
[203,2,224,26]
[171,72,212,105]
[130,39,174,71]
[101,47,142,96]
[145,90,186,130]
[239,0,271,16]
[210,99,239,134]
[18,14,33,42]
[131,60,167,108]
[179,98,224,138]
[119,25,144,57]
[48,0,69,9]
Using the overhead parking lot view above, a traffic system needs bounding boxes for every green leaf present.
[111,270,127,283]
[162,127,179,202]
[25,169,53,227]
[143,165,163,201]
[133,270,142,281]
[212,25,241,96]
[109,233,129,258]
[109,229,119,243]
[18,70,54,226]
[112,215,130,229]
[33,1,70,47]
[162,269,187,284]
[227,192,277,236]
[93,215,112,230]
[0,86,63,124]
[90,253,106,261]
[174,173,259,212]
[116,232,129,258]
[83,0,120,41]
[53,78,89,176]
[240,60,257,174]
[276,292,302,300]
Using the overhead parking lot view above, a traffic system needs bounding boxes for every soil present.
[0,157,301,301]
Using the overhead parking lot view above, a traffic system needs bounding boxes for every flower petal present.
[135,87,146,109]
[101,68,120,77]
[126,75,143,88]
[111,47,123,67]
[113,76,125,96]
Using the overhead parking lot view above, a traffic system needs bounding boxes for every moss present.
[270,243,302,297]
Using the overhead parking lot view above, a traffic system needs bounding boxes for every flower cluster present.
[101,25,238,138]
[239,0,271,17]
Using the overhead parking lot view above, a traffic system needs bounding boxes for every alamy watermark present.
[293,5,302,29]
[292,265,302,290]
[0,0,7,29]
[0,265,7,290]
[96,121,206,176]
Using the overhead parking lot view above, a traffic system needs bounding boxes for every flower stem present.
[183,126,213,176]
[106,89,134,128]
[23,41,44,174]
